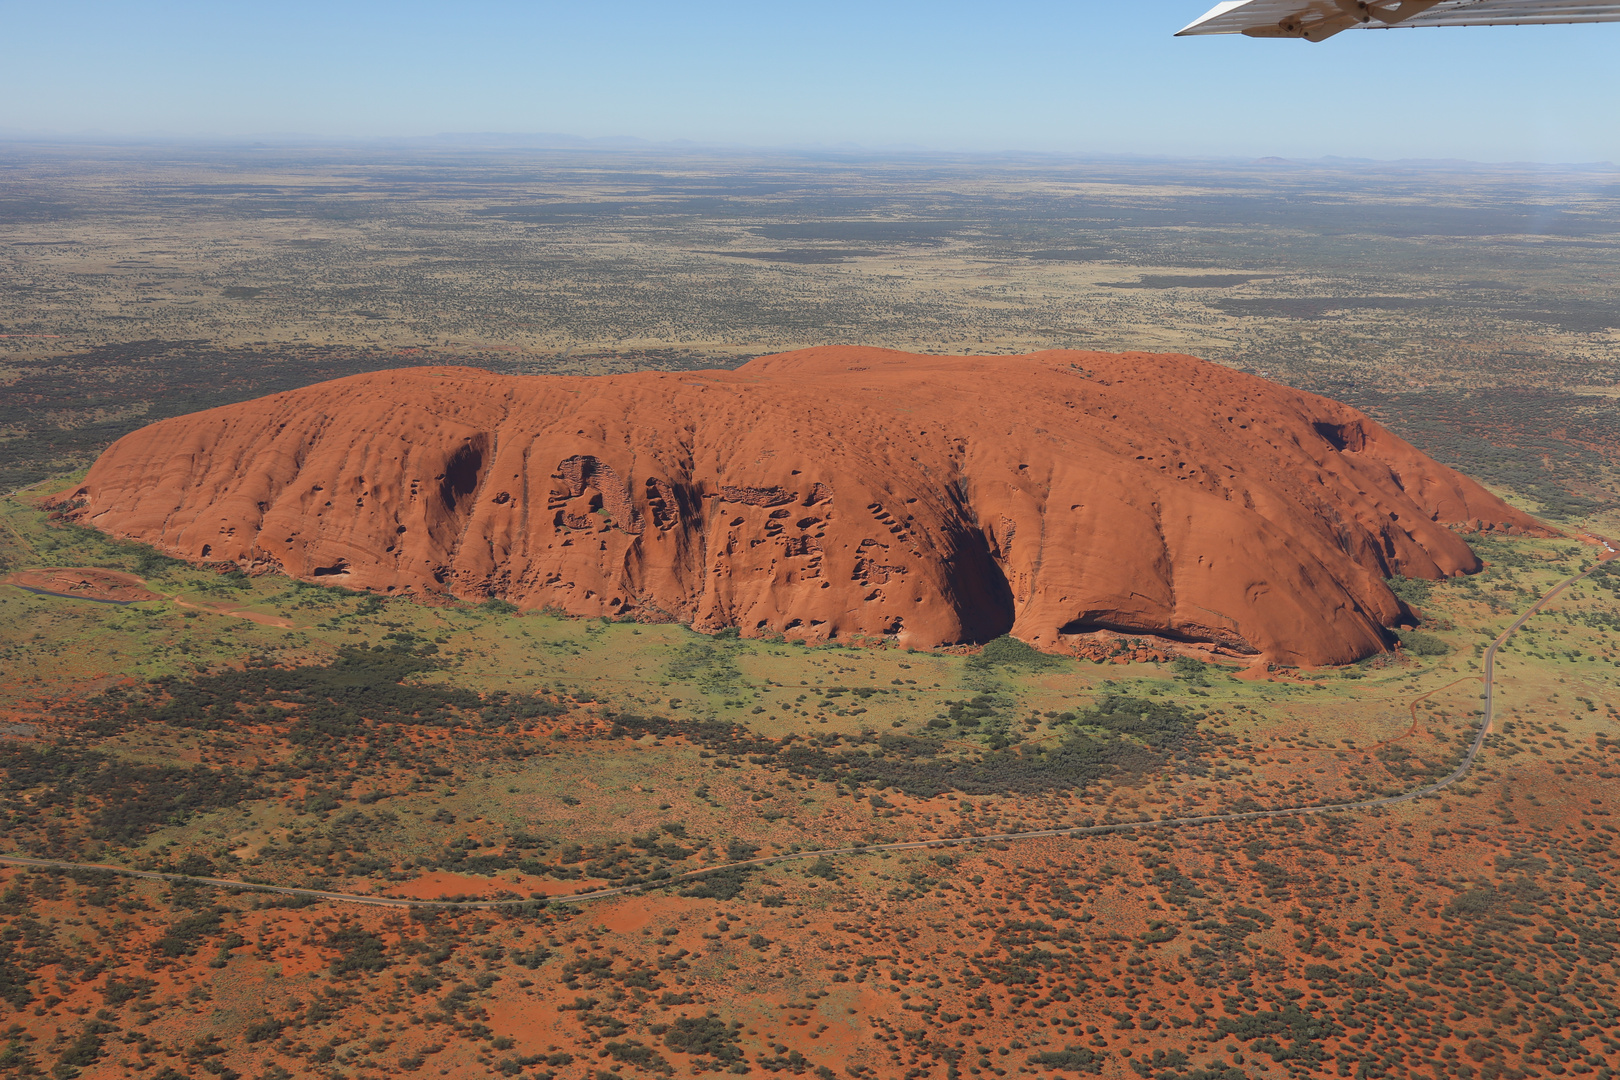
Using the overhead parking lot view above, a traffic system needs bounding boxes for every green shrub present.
[1170,656,1211,684]
[1385,576,1434,607]
[969,635,1062,671]
[1396,629,1450,656]
[804,856,840,880]
[679,867,753,900]
[662,1014,742,1062]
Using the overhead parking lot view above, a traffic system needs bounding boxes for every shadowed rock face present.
[62,347,1552,666]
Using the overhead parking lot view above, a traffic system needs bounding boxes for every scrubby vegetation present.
[0,515,1613,1080]
[2,139,1616,1079]
[1396,629,1451,656]
[608,693,1210,799]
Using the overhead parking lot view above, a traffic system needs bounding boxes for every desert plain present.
[0,143,1618,1080]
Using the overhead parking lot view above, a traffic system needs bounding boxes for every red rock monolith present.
[60,347,1552,665]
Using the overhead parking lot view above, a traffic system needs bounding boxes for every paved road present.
[0,557,1605,911]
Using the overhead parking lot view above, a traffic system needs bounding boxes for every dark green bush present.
[662,1015,742,1062]
[1385,576,1434,608]
[969,635,1062,671]
[1396,629,1450,656]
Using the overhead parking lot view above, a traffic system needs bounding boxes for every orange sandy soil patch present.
[170,594,294,628]
[385,869,601,901]
[2,565,159,602]
[1,564,291,627]
[0,673,136,731]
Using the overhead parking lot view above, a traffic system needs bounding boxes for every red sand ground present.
[4,565,294,627]
[3,566,159,603]
[10,764,1611,1080]
[60,347,1548,666]
[387,870,598,901]
[168,595,294,628]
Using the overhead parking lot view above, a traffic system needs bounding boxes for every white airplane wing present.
[1178,0,1620,40]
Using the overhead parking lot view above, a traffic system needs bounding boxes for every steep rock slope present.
[61,347,1551,665]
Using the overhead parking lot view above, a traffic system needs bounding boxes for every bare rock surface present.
[61,347,1552,665]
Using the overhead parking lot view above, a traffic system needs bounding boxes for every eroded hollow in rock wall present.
[943,521,1017,645]
[554,455,642,534]
[1058,616,1260,656]
[1313,420,1368,453]
[438,437,486,516]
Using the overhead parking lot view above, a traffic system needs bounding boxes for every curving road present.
[0,556,1607,910]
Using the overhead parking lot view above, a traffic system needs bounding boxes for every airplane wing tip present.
[1176,1,1247,36]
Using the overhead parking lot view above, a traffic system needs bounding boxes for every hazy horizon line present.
[0,130,1615,172]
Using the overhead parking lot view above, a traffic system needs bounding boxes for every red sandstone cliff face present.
[61,347,1552,666]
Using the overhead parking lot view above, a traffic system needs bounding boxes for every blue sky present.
[2,1,1616,162]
